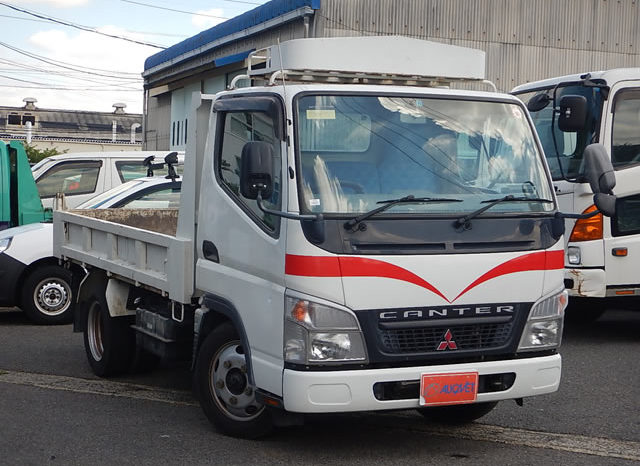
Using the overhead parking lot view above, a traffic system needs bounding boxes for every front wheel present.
[193,323,273,439]
[417,401,498,424]
[21,265,76,325]
[83,293,135,377]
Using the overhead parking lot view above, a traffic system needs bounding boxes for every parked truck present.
[0,140,51,231]
[513,69,640,321]
[53,37,617,438]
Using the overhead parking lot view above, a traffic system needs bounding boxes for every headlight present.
[518,288,568,351]
[284,293,368,364]
[567,246,581,265]
[0,237,12,254]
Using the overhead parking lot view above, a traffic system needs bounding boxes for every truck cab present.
[54,37,617,438]
[0,140,51,231]
[513,69,640,319]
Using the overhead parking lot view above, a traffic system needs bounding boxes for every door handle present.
[202,240,219,263]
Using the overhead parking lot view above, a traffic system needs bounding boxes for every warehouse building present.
[142,0,640,151]
[1,97,142,152]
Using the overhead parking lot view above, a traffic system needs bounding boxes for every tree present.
[22,143,66,164]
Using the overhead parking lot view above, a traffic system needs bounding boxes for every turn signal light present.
[569,205,602,242]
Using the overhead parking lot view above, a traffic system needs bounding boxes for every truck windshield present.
[296,94,553,215]
[515,85,605,180]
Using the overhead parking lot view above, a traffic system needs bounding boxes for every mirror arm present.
[555,210,601,220]
[256,191,322,221]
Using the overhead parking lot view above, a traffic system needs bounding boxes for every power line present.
[0,58,141,82]
[0,2,166,49]
[0,13,189,39]
[0,73,140,90]
[120,0,229,20]
[0,84,142,92]
[0,41,142,80]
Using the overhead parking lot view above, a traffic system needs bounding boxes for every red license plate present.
[420,372,478,406]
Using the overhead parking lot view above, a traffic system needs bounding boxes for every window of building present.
[22,115,36,125]
[7,114,20,125]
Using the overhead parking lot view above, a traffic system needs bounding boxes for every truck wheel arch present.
[195,294,254,385]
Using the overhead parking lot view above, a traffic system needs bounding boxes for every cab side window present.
[217,111,281,231]
[36,161,101,198]
[612,90,640,169]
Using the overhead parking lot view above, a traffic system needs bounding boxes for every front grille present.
[379,322,513,354]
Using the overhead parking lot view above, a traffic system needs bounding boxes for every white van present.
[31,151,183,209]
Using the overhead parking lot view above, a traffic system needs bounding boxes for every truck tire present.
[83,293,135,377]
[193,323,273,439]
[21,265,75,325]
[417,401,498,424]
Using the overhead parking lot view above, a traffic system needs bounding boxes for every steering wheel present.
[339,180,365,194]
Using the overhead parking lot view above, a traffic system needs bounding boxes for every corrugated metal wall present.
[315,0,640,91]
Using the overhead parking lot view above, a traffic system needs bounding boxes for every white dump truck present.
[53,37,617,438]
[513,69,638,321]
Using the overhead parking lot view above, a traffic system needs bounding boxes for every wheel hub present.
[211,343,263,420]
[34,280,70,315]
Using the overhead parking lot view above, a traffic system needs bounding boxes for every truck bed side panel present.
[53,210,193,303]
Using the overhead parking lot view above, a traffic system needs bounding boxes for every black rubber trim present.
[284,349,557,372]
[199,294,255,385]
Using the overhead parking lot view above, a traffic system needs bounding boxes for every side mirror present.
[583,143,617,217]
[240,141,274,200]
[164,151,178,165]
[557,95,588,132]
[526,93,551,112]
[164,151,179,182]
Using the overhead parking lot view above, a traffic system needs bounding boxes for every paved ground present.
[0,306,638,465]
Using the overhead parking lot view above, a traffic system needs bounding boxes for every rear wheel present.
[83,293,135,377]
[194,323,273,439]
[417,401,498,424]
[21,265,75,325]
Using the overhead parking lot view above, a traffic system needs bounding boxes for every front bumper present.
[0,253,26,306]
[282,354,561,413]
[565,268,606,297]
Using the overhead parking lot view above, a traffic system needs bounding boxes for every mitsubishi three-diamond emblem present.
[436,329,457,351]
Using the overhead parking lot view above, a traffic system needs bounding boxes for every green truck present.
[0,141,52,230]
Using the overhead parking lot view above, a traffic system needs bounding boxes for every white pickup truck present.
[53,37,617,438]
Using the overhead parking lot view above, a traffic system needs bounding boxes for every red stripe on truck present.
[285,249,564,303]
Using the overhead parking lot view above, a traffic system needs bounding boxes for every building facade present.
[142,0,640,151]
[0,98,142,153]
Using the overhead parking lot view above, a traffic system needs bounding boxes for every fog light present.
[567,246,581,265]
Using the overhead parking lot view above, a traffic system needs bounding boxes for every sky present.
[0,0,270,114]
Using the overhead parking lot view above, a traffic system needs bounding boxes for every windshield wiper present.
[344,195,462,231]
[454,195,554,229]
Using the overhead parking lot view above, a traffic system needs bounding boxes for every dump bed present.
[53,209,193,303]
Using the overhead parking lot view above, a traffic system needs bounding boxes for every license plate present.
[420,372,479,406]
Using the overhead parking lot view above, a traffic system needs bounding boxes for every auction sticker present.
[420,371,478,406]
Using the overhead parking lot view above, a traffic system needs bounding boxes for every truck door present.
[602,85,640,289]
[195,95,287,396]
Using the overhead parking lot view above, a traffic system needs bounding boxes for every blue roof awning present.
[144,0,320,73]
[214,50,255,67]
